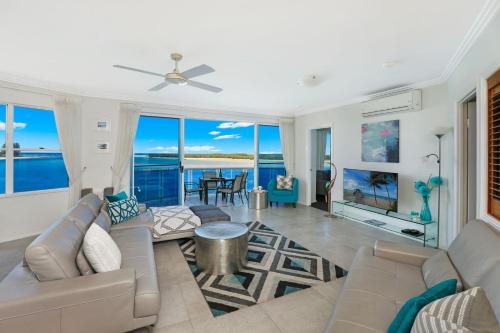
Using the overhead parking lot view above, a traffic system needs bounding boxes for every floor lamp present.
[425,128,448,248]
[325,163,338,218]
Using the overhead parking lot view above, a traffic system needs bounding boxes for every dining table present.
[198,177,235,205]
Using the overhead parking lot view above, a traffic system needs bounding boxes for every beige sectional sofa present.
[0,194,160,333]
[324,220,500,332]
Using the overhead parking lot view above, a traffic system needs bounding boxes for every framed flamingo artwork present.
[361,120,399,163]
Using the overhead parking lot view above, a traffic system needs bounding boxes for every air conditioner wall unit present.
[361,89,422,118]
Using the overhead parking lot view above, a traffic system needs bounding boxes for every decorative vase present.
[420,196,432,222]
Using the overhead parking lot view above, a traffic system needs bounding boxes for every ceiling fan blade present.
[113,65,165,78]
[187,80,223,93]
[148,81,170,91]
[181,64,215,79]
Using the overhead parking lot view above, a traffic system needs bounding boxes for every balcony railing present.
[133,162,286,207]
[133,163,180,207]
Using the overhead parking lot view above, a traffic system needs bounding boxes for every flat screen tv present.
[343,168,398,212]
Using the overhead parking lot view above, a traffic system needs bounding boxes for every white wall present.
[294,84,451,246]
[81,97,121,193]
[447,9,500,234]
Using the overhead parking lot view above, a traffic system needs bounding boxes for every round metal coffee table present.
[194,222,249,275]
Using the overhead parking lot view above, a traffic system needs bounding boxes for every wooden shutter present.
[488,69,500,219]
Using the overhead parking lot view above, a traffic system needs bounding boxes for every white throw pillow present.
[83,223,121,273]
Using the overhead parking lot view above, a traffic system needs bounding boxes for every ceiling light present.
[297,74,321,87]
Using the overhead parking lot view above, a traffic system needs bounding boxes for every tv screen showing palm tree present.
[343,168,398,212]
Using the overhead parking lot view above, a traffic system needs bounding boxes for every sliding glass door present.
[258,125,285,189]
[132,116,181,207]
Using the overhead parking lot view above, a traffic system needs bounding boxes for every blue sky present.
[343,168,397,199]
[0,105,61,150]
[134,116,282,155]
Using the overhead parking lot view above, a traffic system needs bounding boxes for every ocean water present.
[0,153,68,194]
[0,154,284,207]
[133,155,285,207]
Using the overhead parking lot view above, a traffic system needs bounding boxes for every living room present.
[1,1,500,333]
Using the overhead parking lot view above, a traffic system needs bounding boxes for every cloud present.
[213,134,241,140]
[0,122,27,131]
[216,122,253,129]
[208,131,221,136]
[185,145,218,152]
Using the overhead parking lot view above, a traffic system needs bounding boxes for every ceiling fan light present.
[178,80,188,86]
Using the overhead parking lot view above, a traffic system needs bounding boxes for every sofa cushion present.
[422,251,463,291]
[105,191,128,203]
[109,210,154,232]
[107,196,140,225]
[76,246,95,276]
[411,287,499,333]
[325,247,428,333]
[79,193,102,216]
[111,227,160,318]
[25,217,84,281]
[448,220,500,288]
[83,224,121,273]
[67,204,97,232]
[387,279,457,333]
[94,211,111,233]
[478,261,500,322]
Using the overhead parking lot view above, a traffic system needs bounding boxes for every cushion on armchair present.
[276,175,293,190]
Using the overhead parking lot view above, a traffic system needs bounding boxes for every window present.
[258,125,285,189]
[488,69,500,219]
[0,104,68,194]
[132,116,180,206]
[184,119,255,190]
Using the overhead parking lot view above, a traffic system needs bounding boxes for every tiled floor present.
[0,197,419,333]
[139,197,419,333]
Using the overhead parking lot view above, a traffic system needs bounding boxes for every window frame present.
[0,102,68,197]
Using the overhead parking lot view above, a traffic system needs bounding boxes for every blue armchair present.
[268,178,299,207]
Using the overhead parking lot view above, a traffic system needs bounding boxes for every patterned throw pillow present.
[276,175,293,190]
[411,287,500,333]
[107,195,140,225]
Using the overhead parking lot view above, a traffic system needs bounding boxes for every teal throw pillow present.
[387,279,457,333]
[105,191,128,203]
[107,195,140,225]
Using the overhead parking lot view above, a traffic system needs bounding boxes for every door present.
[132,115,182,207]
[310,128,332,211]
[465,100,477,222]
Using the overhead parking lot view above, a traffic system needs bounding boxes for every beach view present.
[132,117,284,206]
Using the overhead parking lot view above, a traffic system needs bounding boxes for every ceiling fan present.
[113,53,222,93]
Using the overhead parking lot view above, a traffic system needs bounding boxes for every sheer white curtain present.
[111,104,140,193]
[316,129,328,171]
[279,118,295,175]
[54,97,83,207]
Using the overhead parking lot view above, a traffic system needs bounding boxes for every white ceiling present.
[0,0,489,116]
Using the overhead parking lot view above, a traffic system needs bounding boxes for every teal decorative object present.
[420,196,432,222]
[387,279,457,333]
[107,195,140,224]
[414,176,443,222]
[105,191,128,203]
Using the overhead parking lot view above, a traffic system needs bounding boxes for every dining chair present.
[215,174,244,205]
[241,172,249,201]
[184,181,203,202]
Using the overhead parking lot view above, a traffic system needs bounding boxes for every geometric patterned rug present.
[179,221,348,317]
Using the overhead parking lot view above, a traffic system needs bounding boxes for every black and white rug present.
[179,221,347,317]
